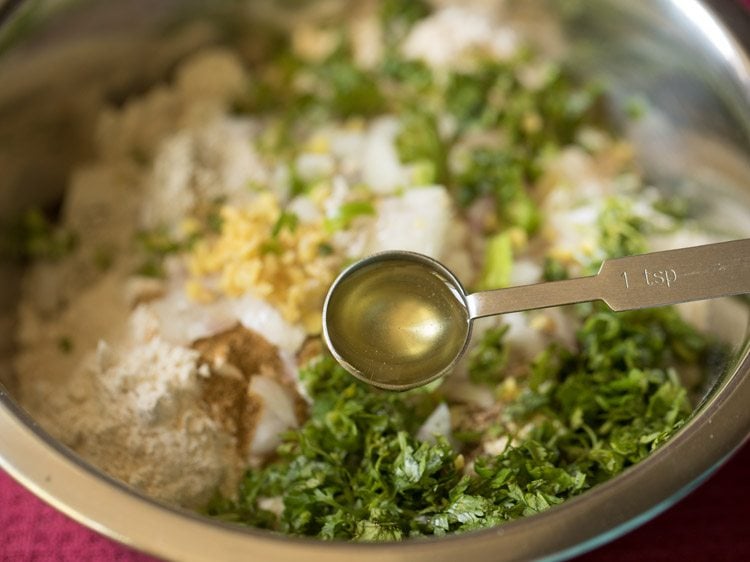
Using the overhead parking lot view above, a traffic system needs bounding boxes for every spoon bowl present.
[323,251,473,390]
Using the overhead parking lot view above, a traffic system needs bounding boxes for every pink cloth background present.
[1,442,748,561]
[1,1,749,561]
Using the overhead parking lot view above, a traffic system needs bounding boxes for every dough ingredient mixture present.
[11,0,741,539]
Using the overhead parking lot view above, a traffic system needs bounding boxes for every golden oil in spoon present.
[324,256,470,389]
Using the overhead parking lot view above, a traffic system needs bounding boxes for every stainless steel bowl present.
[1,1,749,560]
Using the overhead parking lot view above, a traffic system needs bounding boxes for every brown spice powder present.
[193,325,306,456]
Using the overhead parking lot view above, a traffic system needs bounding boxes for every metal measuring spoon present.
[322,238,750,391]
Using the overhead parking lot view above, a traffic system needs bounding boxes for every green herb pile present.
[207,304,715,539]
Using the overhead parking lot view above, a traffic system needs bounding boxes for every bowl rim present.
[1,0,750,560]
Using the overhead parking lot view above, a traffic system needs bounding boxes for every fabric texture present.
[0,469,154,561]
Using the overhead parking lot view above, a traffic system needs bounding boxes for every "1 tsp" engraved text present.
[644,268,677,287]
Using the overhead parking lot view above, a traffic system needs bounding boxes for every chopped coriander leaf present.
[504,193,541,234]
[271,210,299,238]
[625,95,648,121]
[134,228,187,278]
[255,119,299,159]
[553,79,605,141]
[380,56,434,97]
[653,195,691,221]
[442,56,603,168]
[410,159,437,185]
[206,211,224,234]
[317,242,335,256]
[93,246,114,272]
[317,55,386,118]
[453,148,524,208]
[468,325,510,385]
[232,49,307,116]
[445,62,515,131]
[379,0,431,44]
[1,208,78,262]
[396,109,449,184]
[244,35,387,122]
[57,336,74,354]
[135,258,165,279]
[542,256,569,281]
[577,305,710,373]
[500,308,714,480]
[135,228,182,256]
[445,70,492,128]
[325,201,376,233]
[453,147,540,233]
[129,146,151,166]
[288,163,310,197]
[260,239,283,255]
[202,197,227,234]
[134,201,226,276]
[596,197,649,262]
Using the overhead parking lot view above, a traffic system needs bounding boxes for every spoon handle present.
[466,238,750,318]
[597,238,750,311]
